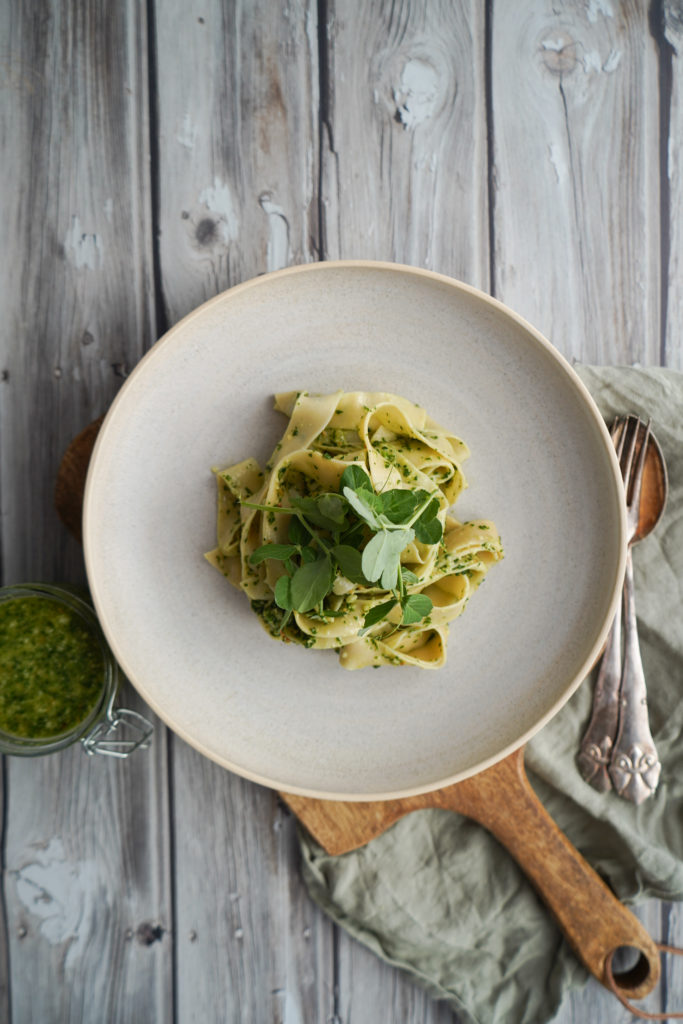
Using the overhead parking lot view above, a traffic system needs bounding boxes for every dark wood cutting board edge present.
[56,419,661,1003]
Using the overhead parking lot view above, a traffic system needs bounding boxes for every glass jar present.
[0,583,152,757]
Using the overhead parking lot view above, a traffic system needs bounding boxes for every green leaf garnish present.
[244,462,444,637]
[288,517,311,546]
[401,593,433,625]
[274,574,294,610]
[290,557,334,612]
[361,527,415,590]
[317,493,347,526]
[332,544,367,584]
[339,464,372,492]
[379,488,427,523]
[250,543,298,565]
[361,598,398,634]
[414,516,442,545]
[413,496,443,544]
[343,487,383,530]
[291,494,347,532]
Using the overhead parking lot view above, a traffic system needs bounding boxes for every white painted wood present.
[154,0,321,325]
[663,0,683,371]
[490,0,661,366]
[171,742,334,1023]
[5,717,172,1024]
[0,0,156,585]
[152,2,337,1021]
[0,1,171,1021]
[337,947,458,1024]
[663,901,683,1021]
[322,0,489,288]
[0,760,8,1024]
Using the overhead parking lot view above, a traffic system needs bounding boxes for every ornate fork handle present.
[577,607,622,791]
[608,549,661,804]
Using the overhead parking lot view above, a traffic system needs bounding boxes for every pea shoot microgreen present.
[241,463,443,636]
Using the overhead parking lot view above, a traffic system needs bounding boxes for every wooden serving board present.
[282,748,659,1000]
[57,421,660,1003]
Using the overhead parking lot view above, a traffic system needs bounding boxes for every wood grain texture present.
[154,0,320,324]
[172,743,334,1024]
[4,723,172,1024]
[490,0,661,365]
[322,0,488,286]
[152,2,337,1021]
[0,0,155,585]
[0,759,9,1024]
[336,951,458,1024]
[663,902,683,1021]
[663,0,683,371]
[0,2,171,1022]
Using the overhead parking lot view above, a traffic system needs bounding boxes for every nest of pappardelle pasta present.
[205,390,503,669]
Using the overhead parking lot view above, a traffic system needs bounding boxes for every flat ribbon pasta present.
[206,391,503,669]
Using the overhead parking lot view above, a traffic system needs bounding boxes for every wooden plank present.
[5,723,171,1024]
[662,901,683,1021]
[337,949,458,1024]
[321,2,487,1020]
[0,0,156,585]
[0,759,9,1024]
[662,0,683,371]
[490,0,660,366]
[171,742,334,1023]
[152,2,336,1020]
[321,0,489,288]
[154,0,321,325]
[0,1,171,1021]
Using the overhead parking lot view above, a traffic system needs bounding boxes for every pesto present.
[0,597,103,738]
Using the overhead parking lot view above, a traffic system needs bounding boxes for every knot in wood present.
[195,218,218,246]
[539,32,580,75]
[136,921,164,946]
[374,42,454,133]
[392,56,443,130]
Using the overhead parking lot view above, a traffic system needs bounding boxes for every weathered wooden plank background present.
[0,0,681,1022]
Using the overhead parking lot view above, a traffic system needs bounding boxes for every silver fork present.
[609,418,661,803]
[577,417,629,791]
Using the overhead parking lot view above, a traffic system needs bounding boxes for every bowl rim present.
[83,260,628,799]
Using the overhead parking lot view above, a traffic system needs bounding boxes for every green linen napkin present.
[297,365,683,1024]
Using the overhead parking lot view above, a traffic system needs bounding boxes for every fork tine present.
[620,416,640,499]
[610,416,626,459]
[628,417,651,511]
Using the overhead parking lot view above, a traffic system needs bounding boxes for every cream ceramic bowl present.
[83,261,626,799]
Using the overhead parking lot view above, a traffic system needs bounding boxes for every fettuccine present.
[206,391,503,669]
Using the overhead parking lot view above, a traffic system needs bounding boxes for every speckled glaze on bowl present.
[83,261,626,799]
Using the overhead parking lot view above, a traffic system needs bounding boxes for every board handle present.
[439,748,660,1000]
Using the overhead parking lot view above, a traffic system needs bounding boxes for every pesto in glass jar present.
[0,584,152,758]
[0,594,103,738]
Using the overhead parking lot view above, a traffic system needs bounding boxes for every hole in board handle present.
[609,946,652,992]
